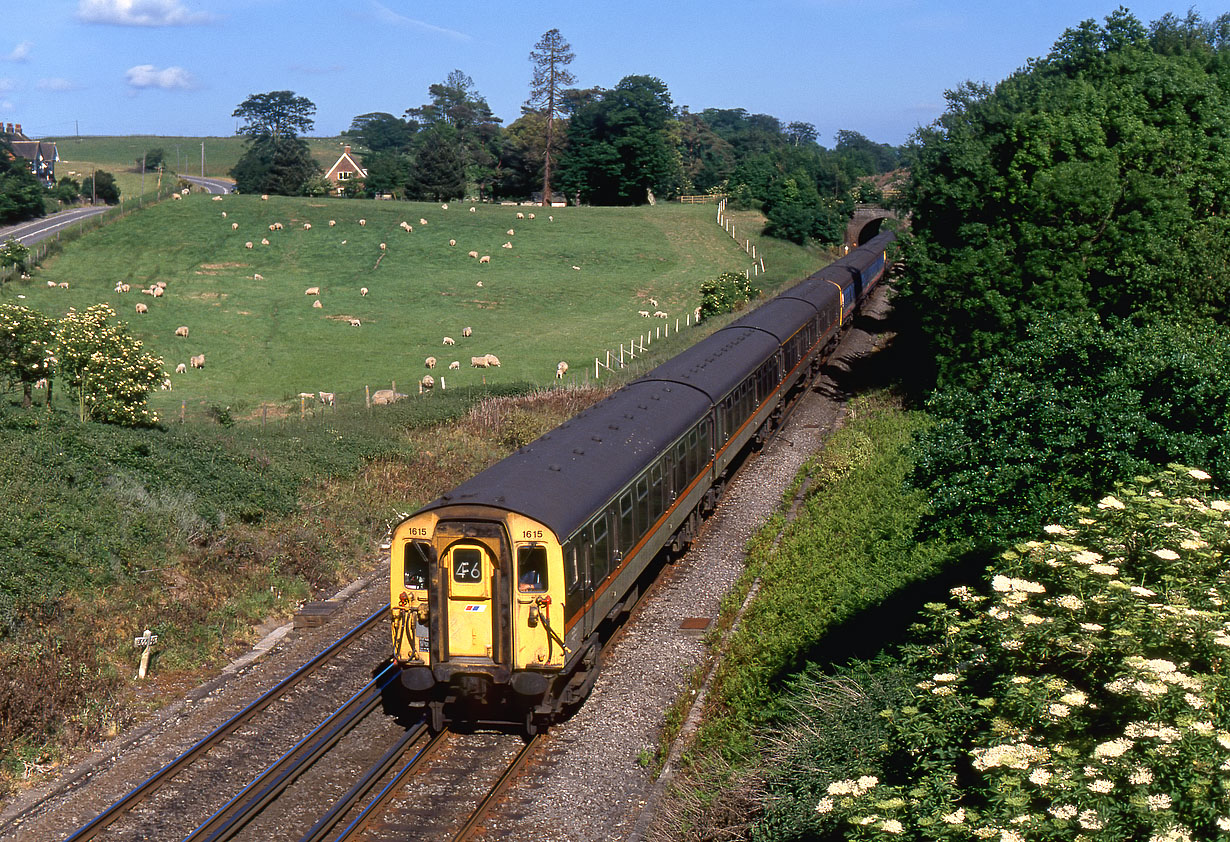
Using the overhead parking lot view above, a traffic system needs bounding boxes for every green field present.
[5,195,819,420]
[46,135,351,199]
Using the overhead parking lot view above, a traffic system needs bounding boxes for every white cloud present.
[78,0,211,26]
[38,78,81,92]
[368,1,469,40]
[5,41,32,62]
[0,78,18,94]
[125,64,195,90]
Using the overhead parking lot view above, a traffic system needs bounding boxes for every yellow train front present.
[390,505,572,733]
[390,231,896,734]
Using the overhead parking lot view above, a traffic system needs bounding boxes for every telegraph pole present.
[200,142,205,177]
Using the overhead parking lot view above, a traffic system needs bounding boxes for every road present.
[0,207,108,247]
[181,176,235,194]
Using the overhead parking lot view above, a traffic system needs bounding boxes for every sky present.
[0,1,1217,147]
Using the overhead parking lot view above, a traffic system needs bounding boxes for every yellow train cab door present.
[444,540,497,659]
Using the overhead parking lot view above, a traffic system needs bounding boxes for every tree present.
[55,304,164,426]
[345,112,415,154]
[54,176,80,205]
[526,28,577,205]
[232,90,316,140]
[136,148,165,172]
[784,121,818,147]
[0,139,45,223]
[0,304,54,408]
[557,75,683,204]
[0,238,29,274]
[408,124,467,202]
[405,70,503,198]
[81,170,120,205]
[230,135,321,196]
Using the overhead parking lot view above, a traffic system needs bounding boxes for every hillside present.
[5,196,813,421]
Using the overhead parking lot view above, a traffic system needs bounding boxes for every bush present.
[699,271,760,321]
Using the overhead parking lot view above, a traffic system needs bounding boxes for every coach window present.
[619,491,635,555]
[674,440,689,492]
[404,541,431,590]
[635,476,650,535]
[591,515,610,584]
[649,463,665,521]
[517,544,548,593]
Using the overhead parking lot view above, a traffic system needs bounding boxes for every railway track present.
[58,606,389,842]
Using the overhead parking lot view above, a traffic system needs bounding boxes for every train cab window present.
[404,541,432,590]
[451,546,484,584]
[517,544,548,593]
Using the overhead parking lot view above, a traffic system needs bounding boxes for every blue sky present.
[0,1,1215,146]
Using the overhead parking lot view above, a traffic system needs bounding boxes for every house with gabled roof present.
[325,145,366,196]
[2,122,58,186]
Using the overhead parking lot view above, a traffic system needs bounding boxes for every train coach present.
[390,230,895,733]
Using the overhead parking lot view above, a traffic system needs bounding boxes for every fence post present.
[365,384,371,409]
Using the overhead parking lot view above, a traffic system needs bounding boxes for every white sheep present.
[649,298,658,307]
[329,219,336,227]
[175,326,189,337]
[419,218,428,226]
[470,355,489,368]
[449,239,456,246]
[175,363,187,374]
[380,243,387,250]
[441,204,448,210]
[506,228,515,236]
[303,222,312,230]
[46,280,55,287]
[213,196,223,202]
[469,207,476,213]
[221,211,227,218]
[319,391,335,406]
[156,281,167,289]
[298,392,315,400]
[245,241,254,249]
[549,215,553,222]
[556,361,569,378]
[639,310,650,318]
[305,287,320,295]
[479,255,490,264]
[654,310,668,318]
[135,302,148,313]
[468,250,479,259]
[360,287,368,296]
[349,319,361,327]
[261,194,269,201]
[443,337,455,346]
[448,360,460,370]
[190,353,205,368]
[461,326,472,337]
[312,300,323,309]
[372,389,405,405]
[231,222,239,231]
[253,273,264,281]
[152,287,164,298]
[181,188,189,196]
[161,378,173,390]
[172,193,182,200]
[419,374,435,393]
[528,213,535,219]
[261,238,270,245]
[476,281,483,287]
[516,212,524,220]
[425,356,437,369]
[359,218,366,226]
[502,242,512,249]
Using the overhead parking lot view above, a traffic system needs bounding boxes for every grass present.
[4,195,822,421]
[45,134,350,198]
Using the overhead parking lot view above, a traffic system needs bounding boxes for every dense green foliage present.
[232,90,317,140]
[911,316,1230,548]
[0,303,54,408]
[698,271,760,320]
[231,134,322,196]
[759,467,1230,841]
[81,169,120,205]
[0,139,47,223]
[899,8,1230,387]
[55,304,164,426]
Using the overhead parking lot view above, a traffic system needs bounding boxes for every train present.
[389,230,895,733]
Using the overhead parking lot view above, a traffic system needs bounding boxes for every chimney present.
[3,123,11,135]
[14,123,21,136]
[343,145,351,154]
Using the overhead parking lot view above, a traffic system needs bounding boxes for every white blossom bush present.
[55,304,164,426]
[783,465,1230,841]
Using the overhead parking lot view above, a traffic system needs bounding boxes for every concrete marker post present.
[134,629,158,679]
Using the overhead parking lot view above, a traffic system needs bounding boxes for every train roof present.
[633,326,780,403]
[418,379,712,540]
[722,296,822,343]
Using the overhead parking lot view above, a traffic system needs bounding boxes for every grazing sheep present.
[47,280,56,287]
[162,378,173,390]
[516,212,524,220]
[269,224,277,232]
[479,255,490,264]
[380,243,387,250]
[372,389,405,405]
[245,241,254,249]
[501,242,512,249]
[549,215,553,222]
[461,326,472,337]
[441,204,448,210]
[303,222,312,230]
[312,300,323,309]
[468,250,479,259]
[298,392,315,400]
[425,356,437,369]
[572,265,581,271]
[261,194,269,201]
[349,318,361,327]
[274,222,284,230]
[469,206,476,213]
[213,196,223,202]
[319,391,335,406]
[261,238,270,245]
[419,374,434,393]
[55,282,68,289]
[359,218,366,226]
[694,306,702,319]
[648,298,658,307]
[419,218,428,226]
[449,239,456,246]
[157,280,167,289]
[152,287,164,298]
[443,336,455,346]
[253,273,264,281]
[556,361,569,378]
[329,219,336,227]
[191,354,205,368]
[175,363,187,374]
[639,310,650,318]
[221,211,227,218]
[142,288,154,295]
[305,287,320,295]
[528,213,535,219]
[172,193,182,200]
[135,303,148,314]
[360,287,368,296]
[484,354,501,367]
[506,228,515,236]
[448,360,460,370]
[476,281,483,287]
[175,326,189,337]
[182,188,190,196]
[231,222,238,230]
[654,310,668,318]
[470,355,489,368]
